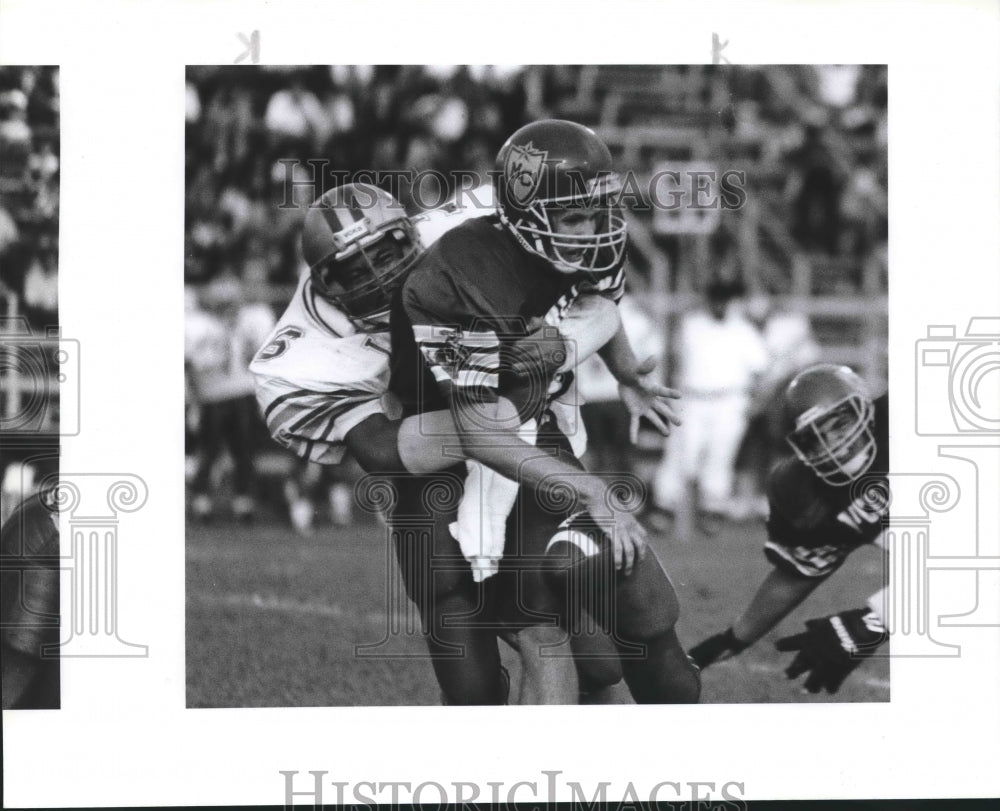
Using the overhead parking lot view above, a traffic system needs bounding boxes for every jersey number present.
[256,327,303,361]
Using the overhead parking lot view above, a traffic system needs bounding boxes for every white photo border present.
[1,0,998,805]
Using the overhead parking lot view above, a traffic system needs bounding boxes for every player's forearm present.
[396,410,465,474]
[597,321,642,385]
[557,294,621,366]
[731,567,823,647]
[453,398,605,504]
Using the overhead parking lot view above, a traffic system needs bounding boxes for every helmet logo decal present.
[505,141,548,206]
[332,218,372,249]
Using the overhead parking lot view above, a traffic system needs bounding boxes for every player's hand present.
[507,327,568,381]
[617,356,682,444]
[688,628,748,669]
[775,607,887,694]
[580,483,647,576]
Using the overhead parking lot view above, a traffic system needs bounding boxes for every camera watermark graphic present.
[915,317,1000,436]
[873,315,1000,661]
[0,319,80,435]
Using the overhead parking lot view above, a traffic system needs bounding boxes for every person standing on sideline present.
[653,279,767,540]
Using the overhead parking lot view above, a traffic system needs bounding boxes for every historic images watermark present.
[275,163,748,214]
[280,769,748,810]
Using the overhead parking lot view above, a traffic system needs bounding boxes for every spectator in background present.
[653,280,767,539]
[578,294,665,476]
[21,236,58,330]
[733,293,821,519]
[785,122,843,256]
[0,205,19,256]
[184,274,276,522]
[264,77,325,161]
[839,152,887,258]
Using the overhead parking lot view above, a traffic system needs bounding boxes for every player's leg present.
[510,624,579,704]
[389,470,507,705]
[545,512,700,704]
[191,400,224,518]
[225,395,258,520]
[499,434,625,702]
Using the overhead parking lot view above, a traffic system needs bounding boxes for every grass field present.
[186,508,888,707]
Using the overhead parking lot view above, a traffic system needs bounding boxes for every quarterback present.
[690,363,890,693]
[389,119,700,705]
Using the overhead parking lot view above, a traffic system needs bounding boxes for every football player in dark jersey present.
[389,119,700,705]
[1,485,61,709]
[689,364,889,693]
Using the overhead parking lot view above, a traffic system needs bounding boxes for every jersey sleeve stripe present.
[286,394,376,433]
[302,282,344,338]
[264,388,328,422]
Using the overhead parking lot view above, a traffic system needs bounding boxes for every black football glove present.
[775,607,887,694]
[688,627,749,670]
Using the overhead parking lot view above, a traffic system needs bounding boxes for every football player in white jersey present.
[250,180,679,703]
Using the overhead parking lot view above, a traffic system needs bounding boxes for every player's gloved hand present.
[688,628,749,669]
[507,327,568,382]
[616,356,682,443]
[775,607,887,694]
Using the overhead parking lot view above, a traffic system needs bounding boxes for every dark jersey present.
[389,215,623,418]
[764,392,889,578]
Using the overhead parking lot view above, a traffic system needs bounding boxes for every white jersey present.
[250,200,493,465]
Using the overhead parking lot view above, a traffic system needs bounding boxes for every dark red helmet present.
[784,363,877,486]
[493,119,627,275]
[302,183,423,327]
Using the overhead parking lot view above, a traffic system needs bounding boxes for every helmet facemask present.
[311,218,422,329]
[499,173,627,276]
[787,394,877,486]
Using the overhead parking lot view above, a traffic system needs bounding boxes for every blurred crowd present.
[185,65,887,291]
[0,67,61,522]
[183,65,887,530]
[0,66,60,333]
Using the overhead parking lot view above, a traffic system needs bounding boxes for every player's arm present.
[733,566,824,645]
[553,294,681,443]
[689,460,848,669]
[451,393,647,574]
[689,567,823,669]
[598,322,682,443]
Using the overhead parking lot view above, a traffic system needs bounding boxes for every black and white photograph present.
[183,64,891,708]
[0,64,62,711]
[2,1,999,808]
